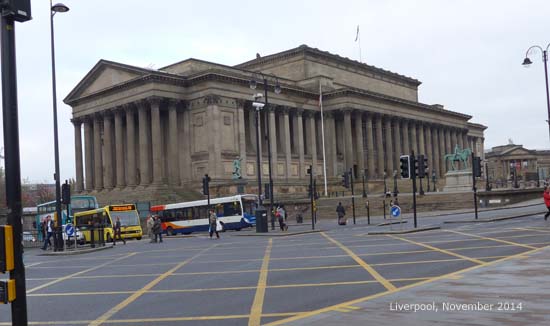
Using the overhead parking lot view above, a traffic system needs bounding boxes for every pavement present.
[272,242,550,326]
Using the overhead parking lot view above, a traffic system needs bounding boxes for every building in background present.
[65,45,486,204]
[486,143,550,187]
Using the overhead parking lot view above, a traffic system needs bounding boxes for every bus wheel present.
[166,227,174,236]
[136,237,142,240]
[235,228,241,231]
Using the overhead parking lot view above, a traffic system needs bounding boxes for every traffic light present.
[0,0,32,22]
[399,155,411,179]
[473,156,482,178]
[0,225,14,274]
[0,279,16,304]
[417,155,428,178]
[341,172,350,188]
[313,180,319,199]
[202,174,211,195]
[61,182,71,205]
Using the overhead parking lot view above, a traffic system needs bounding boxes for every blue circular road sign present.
[66,224,75,236]
[390,205,401,217]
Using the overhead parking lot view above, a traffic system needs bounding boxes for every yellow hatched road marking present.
[0,312,308,325]
[515,227,550,234]
[264,245,549,326]
[88,244,217,326]
[387,235,485,265]
[27,252,137,294]
[28,277,433,297]
[445,229,537,250]
[248,238,273,326]
[321,232,396,291]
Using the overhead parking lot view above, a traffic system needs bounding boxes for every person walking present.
[41,215,54,250]
[209,209,220,239]
[153,215,163,243]
[277,205,288,231]
[113,216,126,245]
[146,214,155,243]
[544,186,550,221]
[336,202,346,225]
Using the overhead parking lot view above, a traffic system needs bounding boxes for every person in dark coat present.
[153,215,163,243]
[336,202,346,225]
[113,216,126,245]
[209,209,220,239]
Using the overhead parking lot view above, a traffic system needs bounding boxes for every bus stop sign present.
[390,205,401,218]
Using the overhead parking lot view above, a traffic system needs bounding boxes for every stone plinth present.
[443,170,473,192]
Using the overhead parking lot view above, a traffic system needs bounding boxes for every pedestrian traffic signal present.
[417,155,428,178]
[313,180,319,199]
[473,156,482,178]
[202,174,211,196]
[341,172,350,188]
[399,155,411,179]
[61,182,71,205]
[0,225,14,274]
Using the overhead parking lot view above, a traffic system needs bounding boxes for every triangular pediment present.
[64,60,151,104]
[502,146,535,156]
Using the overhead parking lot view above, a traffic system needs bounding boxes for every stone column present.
[445,128,452,172]
[394,118,402,161]
[326,111,337,176]
[418,123,425,156]
[410,121,418,155]
[426,124,433,173]
[365,113,375,178]
[268,107,277,177]
[343,109,354,171]
[282,107,291,179]
[384,116,394,174]
[73,119,84,192]
[150,98,163,184]
[438,127,445,177]
[296,109,305,177]
[354,111,365,175]
[168,100,179,185]
[433,126,441,178]
[83,118,94,191]
[452,129,458,151]
[375,115,384,176]
[205,95,222,178]
[236,99,247,165]
[305,111,317,174]
[125,104,137,187]
[114,109,125,188]
[138,100,151,185]
[458,130,465,150]
[463,133,469,151]
[181,105,192,182]
[402,119,410,156]
[93,115,103,190]
[103,112,114,189]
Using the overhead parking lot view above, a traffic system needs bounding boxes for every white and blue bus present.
[150,194,258,235]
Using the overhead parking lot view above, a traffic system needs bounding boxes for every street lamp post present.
[432,170,437,192]
[251,95,265,207]
[522,44,550,142]
[50,1,69,251]
[250,73,281,230]
[426,167,430,193]
[362,169,368,197]
[383,170,387,220]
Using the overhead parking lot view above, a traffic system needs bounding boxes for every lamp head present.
[249,79,257,90]
[522,57,533,67]
[274,80,282,94]
[52,3,69,13]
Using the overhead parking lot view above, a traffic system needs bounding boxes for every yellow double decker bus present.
[74,204,143,243]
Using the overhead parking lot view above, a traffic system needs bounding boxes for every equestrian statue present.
[444,145,472,171]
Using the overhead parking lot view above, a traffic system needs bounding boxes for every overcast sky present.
[0,0,549,183]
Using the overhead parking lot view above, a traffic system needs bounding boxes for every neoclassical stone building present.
[65,45,486,202]
[486,144,550,185]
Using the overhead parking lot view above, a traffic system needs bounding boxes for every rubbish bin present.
[255,209,268,233]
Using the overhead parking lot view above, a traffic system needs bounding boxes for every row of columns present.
[72,97,483,192]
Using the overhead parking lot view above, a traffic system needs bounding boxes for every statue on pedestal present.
[232,157,243,180]
[444,145,472,171]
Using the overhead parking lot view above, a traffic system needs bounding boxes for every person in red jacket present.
[544,186,550,221]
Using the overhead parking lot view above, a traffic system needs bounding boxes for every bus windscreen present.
[110,210,139,226]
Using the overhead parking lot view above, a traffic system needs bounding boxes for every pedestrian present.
[146,214,155,243]
[277,205,288,231]
[153,215,163,243]
[113,216,126,245]
[294,205,303,224]
[41,215,54,250]
[209,209,220,239]
[544,186,550,221]
[336,202,346,225]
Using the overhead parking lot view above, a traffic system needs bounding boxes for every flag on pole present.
[355,25,360,42]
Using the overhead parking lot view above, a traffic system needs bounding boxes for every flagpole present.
[319,83,328,196]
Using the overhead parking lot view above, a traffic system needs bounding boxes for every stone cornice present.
[323,87,472,121]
